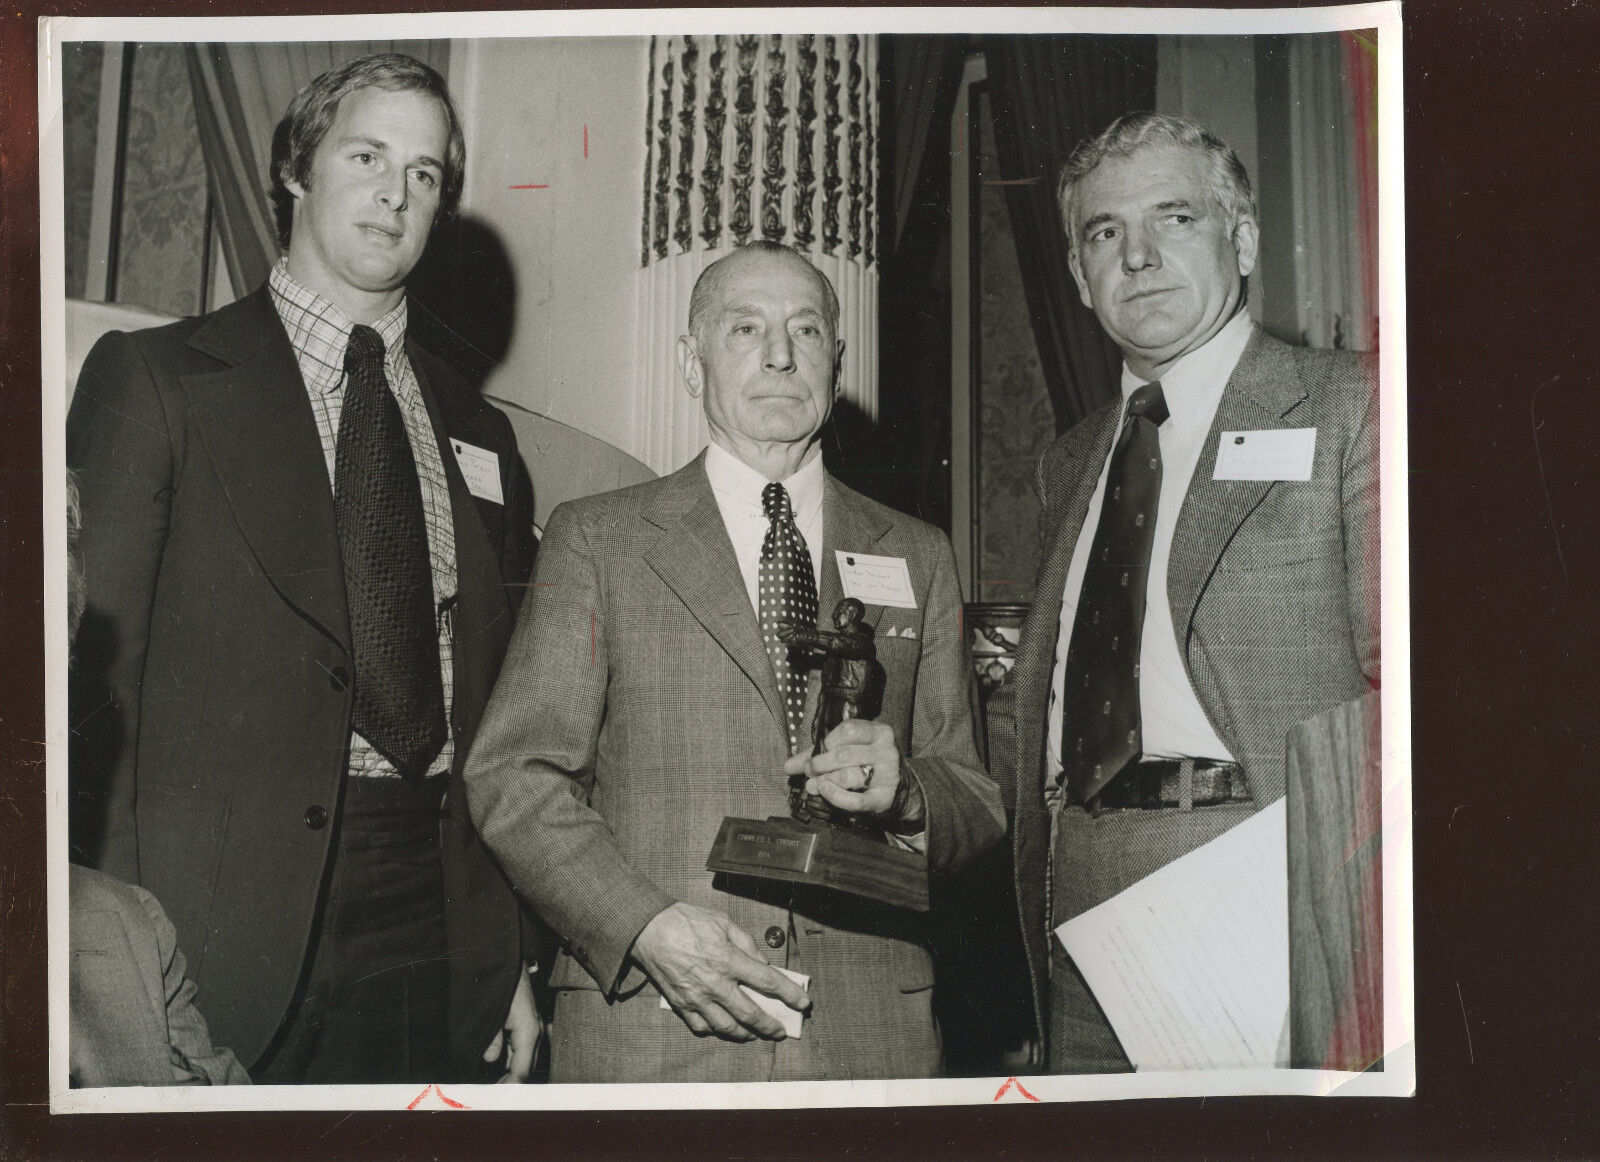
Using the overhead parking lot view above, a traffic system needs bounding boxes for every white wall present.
[453,37,650,458]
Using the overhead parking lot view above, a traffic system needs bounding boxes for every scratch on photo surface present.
[318,1111,356,1138]
[1455,979,1474,1064]
[1529,374,1566,583]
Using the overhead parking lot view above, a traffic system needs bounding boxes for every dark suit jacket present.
[997,327,1381,1048]
[70,863,250,1087]
[465,454,1005,1080]
[67,285,537,1073]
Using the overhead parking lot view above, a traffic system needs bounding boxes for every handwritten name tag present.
[1213,428,1317,482]
[835,551,917,609]
[451,439,503,504]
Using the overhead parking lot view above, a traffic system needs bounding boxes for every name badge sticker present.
[1213,428,1317,482]
[452,439,504,504]
[835,551,918,609]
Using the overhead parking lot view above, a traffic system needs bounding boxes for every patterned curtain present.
[635,34,879,476]
[186,41,453,303]
[1284,32,1378,352]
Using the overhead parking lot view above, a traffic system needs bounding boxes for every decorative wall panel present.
[637,34,878,476]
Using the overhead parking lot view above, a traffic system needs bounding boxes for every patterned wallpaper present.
[62,43,103,300]
[975,92,1054,606]
[115,44,209,317]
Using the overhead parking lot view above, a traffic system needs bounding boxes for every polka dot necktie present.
[1060,380,1170,805]
[334,324,446,779]
[759,482,820,754]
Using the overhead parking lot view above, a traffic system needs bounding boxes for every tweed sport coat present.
[67,286,537,1073]
[69,864,251,1087]
[465,453,1005,1081]
[996,327,1381,1049]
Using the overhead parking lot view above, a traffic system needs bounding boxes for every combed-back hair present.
[686,240,841,339]
[269,52,465,248]
[1056,111,1256,257]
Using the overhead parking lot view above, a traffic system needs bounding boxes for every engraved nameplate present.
[719,822,818,873]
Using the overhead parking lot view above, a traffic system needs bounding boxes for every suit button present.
[304,805,329,830]
[764,925,786,949]
[329,666,350,692]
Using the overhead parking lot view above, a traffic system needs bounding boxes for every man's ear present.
[1233,215,1260,279]
[833,338,846,395]
[676,334,702,398]
[1069,248,1094,311]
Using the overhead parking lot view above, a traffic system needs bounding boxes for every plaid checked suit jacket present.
[466,452,1005,1081]
[996,327,1381,1050]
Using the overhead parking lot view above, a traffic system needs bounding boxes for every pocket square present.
[880,625,918,641]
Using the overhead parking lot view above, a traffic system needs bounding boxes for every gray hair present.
[1057,111,1257,258]
[686,241,840,340]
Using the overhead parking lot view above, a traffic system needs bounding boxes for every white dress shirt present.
[1047,312,1256,778]
[704,440,826,607]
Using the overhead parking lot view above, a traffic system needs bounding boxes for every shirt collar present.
[1120,310,1254,429]
[704,441,826,522]
[267,258,409,394]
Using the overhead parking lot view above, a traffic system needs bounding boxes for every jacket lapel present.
[1012,402,1122,799]
[181,287,350,653]
[819,476,892,634]
[643,454,787,732]
[410,354,511,736]
[1168,328,1311,653]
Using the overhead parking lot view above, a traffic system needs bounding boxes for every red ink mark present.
[955,110,965,156]
[583,124,589,158]
[591,610,597,665]
[406,1084,469,1110]
[957,604,964,643]
[992,1076,1040,1102]
[509,183,550,190]
[981,178,1041,187]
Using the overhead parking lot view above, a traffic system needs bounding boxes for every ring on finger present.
[860,763,875,786]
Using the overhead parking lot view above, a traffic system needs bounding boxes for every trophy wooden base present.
[706,816,930,912]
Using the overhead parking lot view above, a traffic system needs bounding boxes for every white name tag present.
[451,439,503,504]
[1213,428,1317,482]
[835,551,918,609]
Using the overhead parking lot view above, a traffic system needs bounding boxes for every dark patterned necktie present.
[334,324,446,779]
[1061,381,1170,804]
[759,482,820,754]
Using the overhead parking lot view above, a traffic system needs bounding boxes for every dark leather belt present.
[1064,758,1251,814]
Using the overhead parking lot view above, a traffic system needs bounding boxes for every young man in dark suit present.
[69,54,539,1084]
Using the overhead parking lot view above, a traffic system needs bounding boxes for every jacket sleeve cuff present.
[576,886,678,1000]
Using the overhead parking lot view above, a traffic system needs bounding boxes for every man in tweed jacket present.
[1000,114,1380,1072]
[466,243,1004,1082]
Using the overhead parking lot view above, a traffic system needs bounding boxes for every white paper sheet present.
[660,967,810,1039]
[1055,798,1289,1071]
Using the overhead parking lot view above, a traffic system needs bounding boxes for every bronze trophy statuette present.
[706,598,931,912]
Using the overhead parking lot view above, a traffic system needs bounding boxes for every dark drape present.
[883,36,967,254]
[986,35,1158,431]
[185,44,280,301]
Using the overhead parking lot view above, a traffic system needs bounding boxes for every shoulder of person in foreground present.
[69,864,251,1086]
